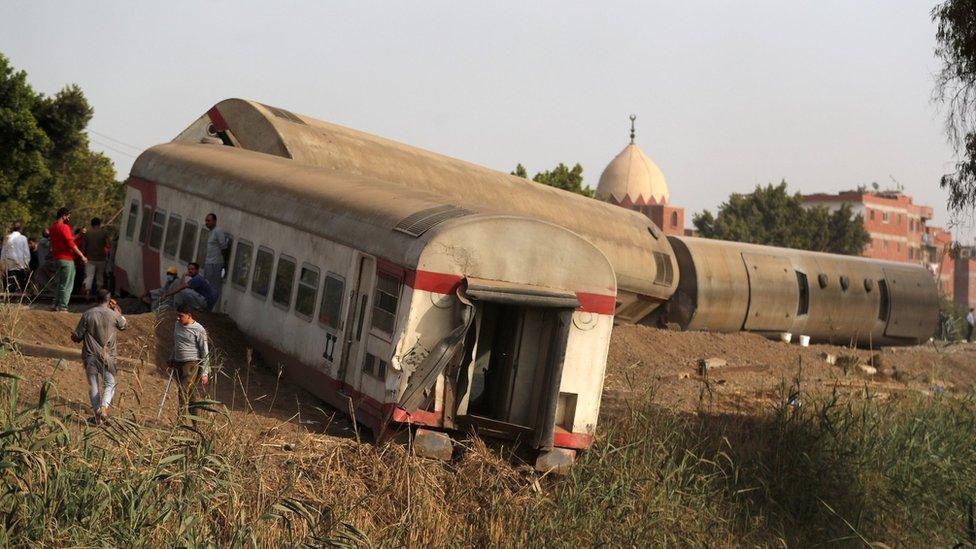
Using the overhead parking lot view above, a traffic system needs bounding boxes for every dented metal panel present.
[741,253,797,332]
[883,267,939,339]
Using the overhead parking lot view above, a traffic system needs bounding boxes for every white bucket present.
[780,332,792,343]
[799,335,810,347]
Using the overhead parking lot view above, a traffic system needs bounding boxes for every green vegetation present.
[0,53,122,233]
[934,1,976,213]
[0,365,974,546]
[693,181,871,255]
[511,162,595,197]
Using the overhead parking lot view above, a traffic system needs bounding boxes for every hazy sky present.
[3,1,966,237]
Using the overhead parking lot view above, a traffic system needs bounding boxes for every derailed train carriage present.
[117,142,618,465]
[115,98,939,465]
[171,98,939,344]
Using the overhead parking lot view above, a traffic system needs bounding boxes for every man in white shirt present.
[203,213,230,308]
[967,308,975,343]
[1,222,30,292]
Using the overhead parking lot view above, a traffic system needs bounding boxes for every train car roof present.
[174,98,671,300]
[130,142,615,293]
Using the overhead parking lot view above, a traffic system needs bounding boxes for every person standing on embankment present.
[168,306,210,423]
[49,207,87,312]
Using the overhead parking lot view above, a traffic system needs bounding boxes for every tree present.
[510,162,594,197]
[933,1,976,212]
[692,181,871,255]
[0,53,120,233]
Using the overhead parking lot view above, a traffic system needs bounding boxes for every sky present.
[2,1,967,238]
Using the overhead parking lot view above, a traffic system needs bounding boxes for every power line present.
[90,138,139,159]
[87,129,143,152]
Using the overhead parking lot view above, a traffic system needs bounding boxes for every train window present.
[864,278,874,293]
[231,240,253,289]
[178,221,198,264]
[362,352,387,380]
[878,280,890,321]
[817,273,828,289]
[138,206,152,245]
[795,271,809,316]
[652,252,674,286]
[163,214,182,258]
[839,275,850,292]
[196,227,210,267]
[251,247,274,299]
[125,200,139,241]
[371,271,401,335]
[272,255,297,309]
[148,209,166,250]
[295,264,320,320]
[318,274,345,329]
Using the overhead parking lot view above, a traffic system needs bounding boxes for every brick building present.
[925,225,954,301]
[801,190,932,263]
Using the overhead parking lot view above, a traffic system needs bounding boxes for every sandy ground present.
[3,302,976,441]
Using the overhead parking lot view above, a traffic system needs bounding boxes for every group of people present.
[1,207,115,311]
[72,290,212,425]
[140,213,229,313]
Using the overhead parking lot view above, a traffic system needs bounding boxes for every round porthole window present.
[840,276,850,291]
[818,273,828,289]
[864,278,874,293]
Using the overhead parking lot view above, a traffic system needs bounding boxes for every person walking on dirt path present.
[203,213,229,310]
[168,305,210,423]
[49,207,87,312]
[70,289,128,424]
[967,308,975,343]
[1,222,30,293]
[82,217,109,296]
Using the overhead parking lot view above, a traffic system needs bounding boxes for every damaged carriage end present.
[384,219,617,470]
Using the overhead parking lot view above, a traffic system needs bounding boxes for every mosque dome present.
[595,116,669,206]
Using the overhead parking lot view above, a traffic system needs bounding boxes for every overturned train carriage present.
[171,98,940,345]
[117,143,617,456]
[666,236,938,346]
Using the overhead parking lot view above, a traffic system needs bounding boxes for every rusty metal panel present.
[741,253,797,332]
[883,267,938,340]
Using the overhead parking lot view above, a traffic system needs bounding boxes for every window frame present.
[138,205,153,245]
[148,208,167,251]
[178,220,199,264]
[370,269,402,338]
[318,272,346,330]
[162,213,183,259]
[294,262,320,321]
[250,245,275,300]
[271,253,298,311]
[230,239,254,291]
[196,227,210,267]
[125,199,140,241]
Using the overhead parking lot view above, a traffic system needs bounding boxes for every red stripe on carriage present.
[206,107,230,132]
[405,269,614,315]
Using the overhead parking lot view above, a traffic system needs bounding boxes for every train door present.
[881,267,936,339]
[741,253,798,332]
[336,254,375,392]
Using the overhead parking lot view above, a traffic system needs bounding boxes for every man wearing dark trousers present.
[168,305,210,423]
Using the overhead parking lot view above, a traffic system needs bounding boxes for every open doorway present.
[456,302,572,449]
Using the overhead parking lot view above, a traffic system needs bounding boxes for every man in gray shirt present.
[203,213,230,309]
[168,305,210,422]
[71,289,128,424]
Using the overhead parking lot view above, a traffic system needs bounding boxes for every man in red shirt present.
[49,207,87,311]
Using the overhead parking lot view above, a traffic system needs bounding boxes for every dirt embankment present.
[3,304,976,431]
[604,324,976,414]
